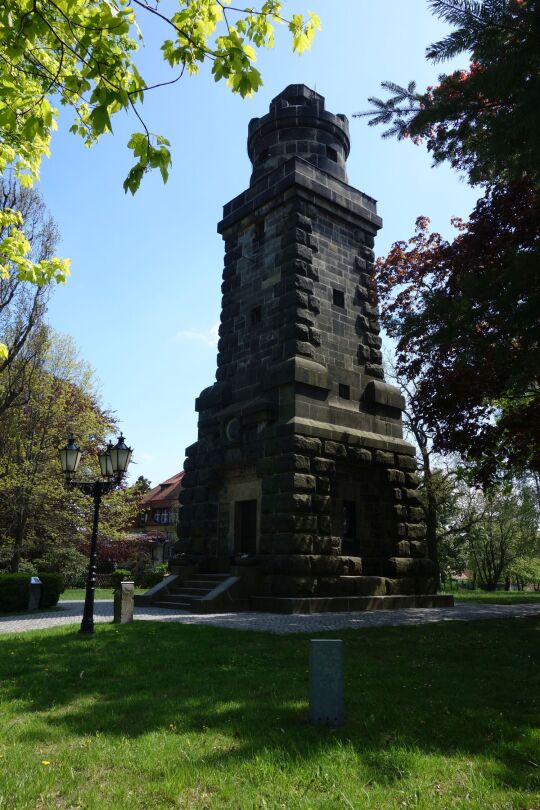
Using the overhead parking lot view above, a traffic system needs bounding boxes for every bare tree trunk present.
[419,443,441,591]
[9,514,27,572]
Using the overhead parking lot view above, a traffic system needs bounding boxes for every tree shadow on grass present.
[0,618,538,794]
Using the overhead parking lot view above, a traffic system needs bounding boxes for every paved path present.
[0,600,539,635]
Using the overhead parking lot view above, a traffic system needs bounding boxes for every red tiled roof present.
[140,471,184,508]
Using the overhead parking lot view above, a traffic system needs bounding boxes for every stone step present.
[187,579,224,588]
[154,600,191,610]
[170,588,209,597]
[156,593,189,602]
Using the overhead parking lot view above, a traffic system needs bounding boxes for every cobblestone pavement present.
[0,600,539,635]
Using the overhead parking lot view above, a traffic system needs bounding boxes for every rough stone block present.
[308,536,335,555]
[355,285,369,302]
[310,556,362,576]
[365,364,384,379]
[270,533,314,554]
[406,523,427,540]
[396,454,417,471]
[281,436,322,455]
[357,343,370,363]
[273,493,312,513]
[316,477,331,494]
[386,469,406,485]
[275,472,317,492]
[375,450,395,467]
[396,540,411,557]
[318,515,332,533]
[347,447,372,464]
[265,555,313,575]
[385,557,420,577]
[317,577,345,596]
[263,574,317,597]
[311,457,336,474]
[311,494,331,513]
[272,513,318,533]
[280,455,312,473]
[352,576,387,596]
[410,541,427,558]
[324,441,347,457]
[309,328,322,347]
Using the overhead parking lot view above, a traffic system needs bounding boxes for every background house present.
[135,472,184,563]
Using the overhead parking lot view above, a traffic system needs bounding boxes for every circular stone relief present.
[225,417,241,442]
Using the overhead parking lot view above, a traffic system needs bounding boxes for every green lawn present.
[445,588,540,605]
[0,619,538,809]
[61,588,146,600]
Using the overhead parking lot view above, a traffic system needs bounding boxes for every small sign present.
[30,576,42,585]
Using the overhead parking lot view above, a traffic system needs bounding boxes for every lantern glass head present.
[59,436,82,479]
[109,434,133,477]
[98,442,114,478]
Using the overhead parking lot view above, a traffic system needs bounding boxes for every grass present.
[0,619,539,809]
[445,588,540,605]
[61,588,146,601]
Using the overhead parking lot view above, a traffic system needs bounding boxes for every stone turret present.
[177,85,445,612]
[248,84,350,185]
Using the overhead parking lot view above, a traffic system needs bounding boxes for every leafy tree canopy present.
[0,1,320,193]
[359,0,539,484]
[0,327,117,571]
[378,182,540,483]
[0,1,320,357]
[357,0,539,188]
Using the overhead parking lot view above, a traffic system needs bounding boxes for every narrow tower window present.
[326,145,338,162]
[251,306,262,325]
[333,289,345,307]
[254,219,265,241]
[339,384,351,400]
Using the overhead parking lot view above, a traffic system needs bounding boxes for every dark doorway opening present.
[341,500,359,555]
[235,499,257,554]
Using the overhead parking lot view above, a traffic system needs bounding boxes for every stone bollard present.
[113,581,134,624]
[309,639,344,728]
[28,576,42,611]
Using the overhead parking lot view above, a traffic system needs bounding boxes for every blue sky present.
[38,1,478,486]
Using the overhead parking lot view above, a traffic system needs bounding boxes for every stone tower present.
[178,85,442,611]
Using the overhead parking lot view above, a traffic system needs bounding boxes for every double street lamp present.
[59,434,133,635]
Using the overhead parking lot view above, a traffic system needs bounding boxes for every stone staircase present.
[153,573,231,611]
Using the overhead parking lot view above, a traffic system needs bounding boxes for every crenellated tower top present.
[247,84,350,186]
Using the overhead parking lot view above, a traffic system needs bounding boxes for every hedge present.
[0,572,64,612]
[0,574,29,612]
[38,573,64,608]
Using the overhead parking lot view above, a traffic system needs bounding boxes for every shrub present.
[111,568,133,590]
[37,573,64,608]
[18,560,38,575]
[0,574,30,612]
[33,546,88,587]
[136,563,168,589]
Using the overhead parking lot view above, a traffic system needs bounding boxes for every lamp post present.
[59,434,133,635]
